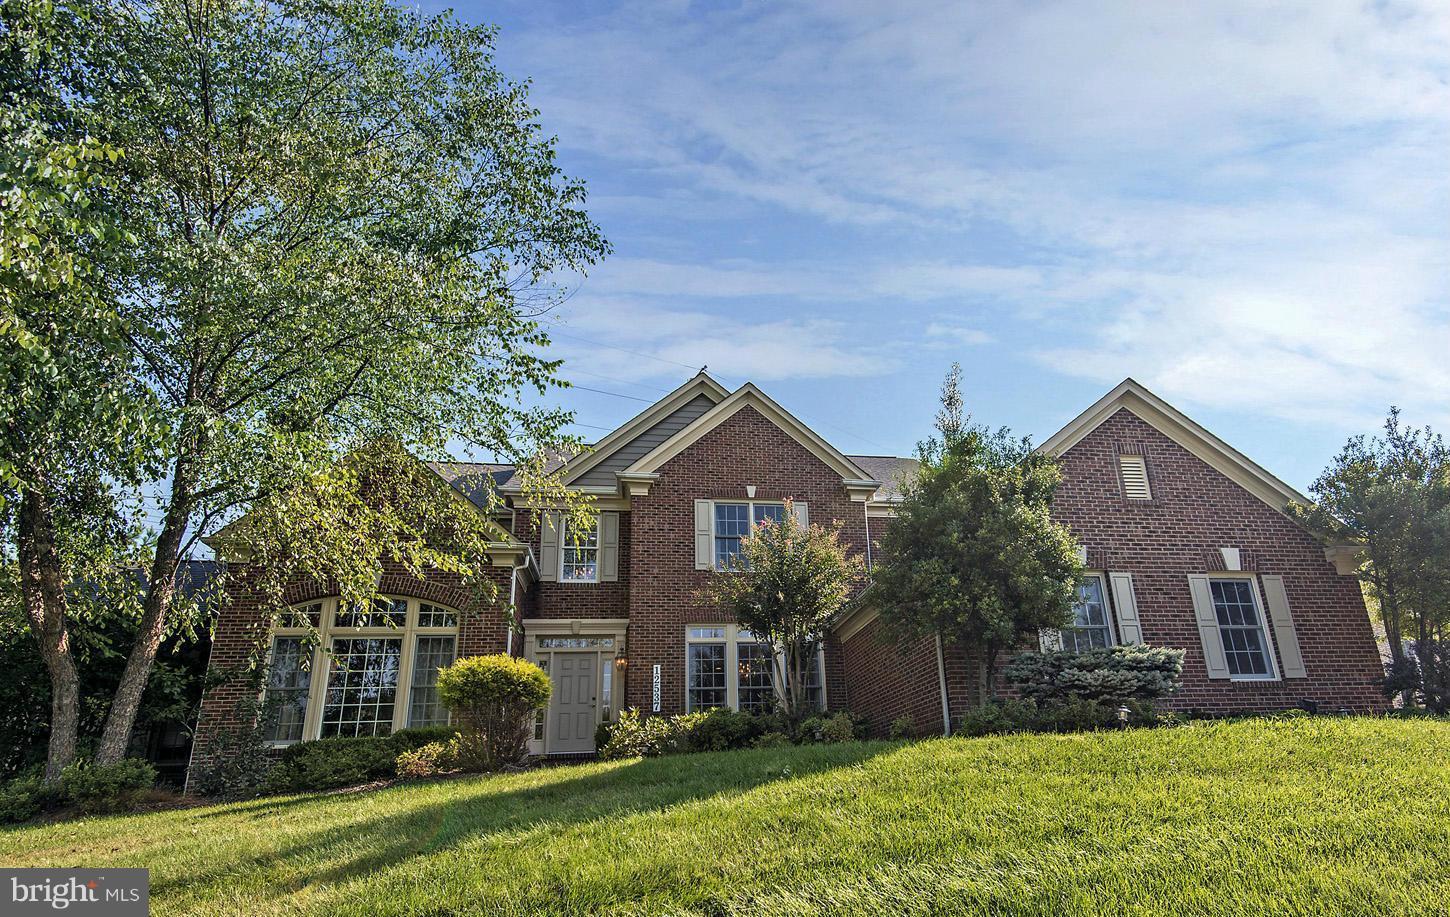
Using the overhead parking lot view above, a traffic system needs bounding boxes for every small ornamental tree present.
[436,655,551,770]
[875,363,1083,698]
[707,501,864,720]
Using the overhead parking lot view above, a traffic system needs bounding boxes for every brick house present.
[190,373,1385,774]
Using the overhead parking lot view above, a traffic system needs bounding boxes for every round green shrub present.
[0,774,62,824]
[1004,645,1185,708]
[60,758,157,815]
[436,654,551,770]
[395,738,462,780]
[889,715,917,740]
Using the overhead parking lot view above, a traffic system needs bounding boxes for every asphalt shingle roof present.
[846,455,919,501]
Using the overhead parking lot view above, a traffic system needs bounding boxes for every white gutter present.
[935,634,952,737]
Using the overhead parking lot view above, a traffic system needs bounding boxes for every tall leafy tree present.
[2,0,160,780]
[1297,409,1450,709]
[707,502,864,719]
[12,0,608,768]
[875,364,1083,699]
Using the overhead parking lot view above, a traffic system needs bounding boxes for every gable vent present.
[1119,454,1152,500]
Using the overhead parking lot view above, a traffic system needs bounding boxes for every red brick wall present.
[623,405,868,715]
[837,617,974,736]
[841,406,1385,728]
[516,508,631,621]
[1051,408,1384,713]
[188,560,514,784]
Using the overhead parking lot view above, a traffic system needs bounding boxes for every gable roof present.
[500,372,730,492]
[624,382,882,498]
[1036,378,1309,511]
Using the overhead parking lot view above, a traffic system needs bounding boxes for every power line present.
[565,384,656,404]
[544,318,897,453]
[564,367,675,395]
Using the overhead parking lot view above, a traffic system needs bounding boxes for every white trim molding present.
[1037,378,1309,513]
[615,471,660,497]
[625,382,882,501]
[1323,544,1364,576]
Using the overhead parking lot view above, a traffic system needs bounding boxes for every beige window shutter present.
[538,511,561,582]
[792,501,809,528]
[694,500,714,570]
[1108,572,1144,644]
[599,511,620,583]
[1188,574,1230,678]
[1260,575,1307,678]
[1038,628,1062,652]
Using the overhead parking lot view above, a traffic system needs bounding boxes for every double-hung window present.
[407,604,458,727]
[713,502,786,570]
[686,626,729,710]
[261,596,459,744]
[1060,576,1114,651]
[1210,579,1275,678]
[736,632,776,714]
[685,624,826,713]
[264,633,314,743]
[560,517,600,583]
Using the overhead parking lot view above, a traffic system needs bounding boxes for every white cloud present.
[544,298,896,383]
[925,323,994,347]
[508,0,1450,427]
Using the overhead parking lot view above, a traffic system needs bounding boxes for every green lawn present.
[3,717,1448,916]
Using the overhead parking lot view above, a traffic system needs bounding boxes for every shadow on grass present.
[151,742,893,901]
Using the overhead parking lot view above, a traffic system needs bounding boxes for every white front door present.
[549,652,598,754]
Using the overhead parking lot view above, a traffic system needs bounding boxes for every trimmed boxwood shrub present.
[0,774,62,824]
[264,725,459,793]
[0,759,156,824]
[687,708,770,752]
[60,758,158,815]
[436,655,551,770]
[598,708,872,760]
[957,697,1158,737]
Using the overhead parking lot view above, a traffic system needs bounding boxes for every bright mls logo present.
[3,869,148,915]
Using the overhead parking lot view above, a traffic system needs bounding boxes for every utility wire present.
[543,318,898,453]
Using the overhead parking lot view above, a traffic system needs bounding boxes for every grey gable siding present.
[574,394,718,487]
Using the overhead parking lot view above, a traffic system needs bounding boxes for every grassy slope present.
[2,717,1448,916]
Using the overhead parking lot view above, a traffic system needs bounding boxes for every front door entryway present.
[549,652,597,754]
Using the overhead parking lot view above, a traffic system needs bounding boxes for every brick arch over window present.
[188,559,517,786]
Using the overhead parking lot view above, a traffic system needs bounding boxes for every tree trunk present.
[17,487,81,783]
[95,461,193,764]
[1375,566,1417,707]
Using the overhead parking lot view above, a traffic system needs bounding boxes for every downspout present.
[506,564,519,656]
[935,634,952,736]
[863,505,873,570]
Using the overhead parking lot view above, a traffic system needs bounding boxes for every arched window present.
[262,596,459,744]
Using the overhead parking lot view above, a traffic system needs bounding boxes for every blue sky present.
[455,0,1449,489]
